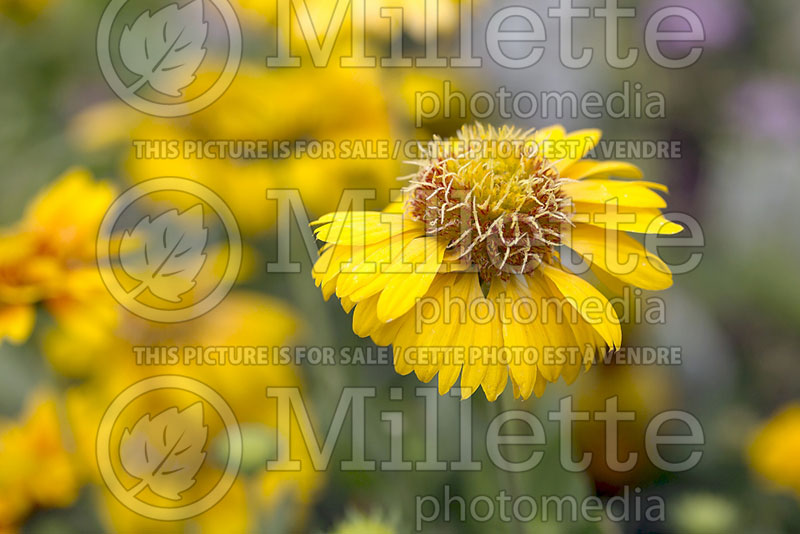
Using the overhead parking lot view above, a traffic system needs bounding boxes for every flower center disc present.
[406,125,571,282]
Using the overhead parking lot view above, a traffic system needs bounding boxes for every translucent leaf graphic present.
[119,205,208,303]
[119,0,208,97]
[119,403,208,501]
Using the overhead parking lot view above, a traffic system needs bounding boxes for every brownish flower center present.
[406,132,571,282]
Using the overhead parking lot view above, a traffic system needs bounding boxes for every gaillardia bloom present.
[312,124,680,401]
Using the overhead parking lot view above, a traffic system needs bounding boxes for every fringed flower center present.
[406,126,571,282]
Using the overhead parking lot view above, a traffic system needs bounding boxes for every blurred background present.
[1,0,800,533]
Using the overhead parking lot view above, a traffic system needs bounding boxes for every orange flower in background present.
[0,168,114,345]
[0,393,80,533]
[312,124,681,401]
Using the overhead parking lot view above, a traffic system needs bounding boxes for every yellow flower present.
[0,0,51,23]
[71,63,400,235]
[0,168,115,345]
[62,292,322,532]
[234,0,468,40]
[0,393,80,533]
[311,124,680,401]
[749,403,800,498]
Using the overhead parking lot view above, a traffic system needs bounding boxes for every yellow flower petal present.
[313,244,356,287]
[561,180,667,209]
[532,124,566,146]
[313,212,422,246]
[335,233,419,300]
[390,274,454,378]
[490,276,540,398]
[540,263,622,349]
[0,304,35,345]
[481,361,509,402]
[538,274,603,384]
[459,275,501,399]
[532,372,548,398]
[382,202,405,214]
[528,272,580,382]
[408,274,467,381]
[352,294,383,338]
[321,273,339,300]
[352,293,408,348]
[566,224,673,291]
[553,129,602,173]
[375,237,447,322]
[371,317,405,347]
[561,160,643,180]
[341,296,356,313]
[570,202,683,235]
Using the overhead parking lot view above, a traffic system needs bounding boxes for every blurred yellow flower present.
[0,168,115,345]
[72,63,400,236]
[235,0,468,40]
[0,393,80,533]
[0,0,51,23]
[749,402,800,498]
[312,124,679,401]
[61,292,322,532]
